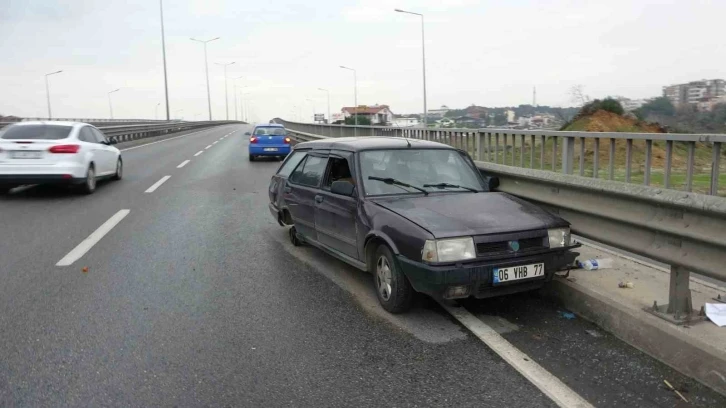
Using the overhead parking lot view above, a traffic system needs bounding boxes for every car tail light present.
[284,137,291,144]
[49,144,81,154]
[250,137,258,143]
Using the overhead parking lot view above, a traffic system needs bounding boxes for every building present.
[392,117,420,127]
[663,79,726,107]
[428,105,450,119]
[505,110,516,123]
[615,96,649,112]
[341,104,394,125]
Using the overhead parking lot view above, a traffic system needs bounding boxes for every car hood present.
[372,192,565,238]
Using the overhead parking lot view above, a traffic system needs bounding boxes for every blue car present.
[248,124,291,161]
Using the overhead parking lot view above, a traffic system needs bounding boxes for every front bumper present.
[397,247,579,300]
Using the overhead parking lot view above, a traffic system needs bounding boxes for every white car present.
[0,121,123,194]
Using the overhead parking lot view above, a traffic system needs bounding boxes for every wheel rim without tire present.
[376,255,393,301]
[87,168,96,190]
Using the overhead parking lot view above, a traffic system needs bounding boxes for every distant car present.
[268,137,580,313]
[248,124,291,161]
[0,121,123,194]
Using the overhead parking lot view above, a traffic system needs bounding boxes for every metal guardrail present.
[277,118,726,325]
[275,119,725,197]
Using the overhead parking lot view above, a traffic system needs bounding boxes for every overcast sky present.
[1,0,724,122]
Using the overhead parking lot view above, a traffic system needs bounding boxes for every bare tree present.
[569,85,590,106]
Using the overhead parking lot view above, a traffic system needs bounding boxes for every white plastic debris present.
[705,303,726,327]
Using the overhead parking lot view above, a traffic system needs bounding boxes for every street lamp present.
[395,8,428,127]
[215,61,235,120]
[155,102,161,120]
[45,70,63,119]
[339,65,357,135]
[318,88,330,124]
[232,76,244,121]
[190,36,220,120]
[159,0,170,120]
[108,88,120,119]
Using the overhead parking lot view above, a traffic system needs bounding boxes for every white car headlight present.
[548,228,571,248]
[422,237,476,263]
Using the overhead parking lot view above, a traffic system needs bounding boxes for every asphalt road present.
[1,124,724,407]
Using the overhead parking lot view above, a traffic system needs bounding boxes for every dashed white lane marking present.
[213,141,218,145]
[177,160,190,168]
[120,127,230,152]
[205,145,212,149]
[194,151,203,157]
[145,175,171,193]
[438,301,594,408]
[56,210,131,266]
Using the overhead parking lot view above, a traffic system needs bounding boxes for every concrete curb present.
[542,277,726,397]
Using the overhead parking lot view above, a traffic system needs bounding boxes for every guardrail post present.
[476,131,482,160]
[561,136,574,174]
[667,266,693,317]
[711,142,721,195]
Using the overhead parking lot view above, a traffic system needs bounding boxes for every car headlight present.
[548,228,571,248]
[422,237,476,263]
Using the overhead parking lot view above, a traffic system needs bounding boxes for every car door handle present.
[315,195,324,203]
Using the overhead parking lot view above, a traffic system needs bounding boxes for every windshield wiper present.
[423,182,479,193]
[368,176,428,195]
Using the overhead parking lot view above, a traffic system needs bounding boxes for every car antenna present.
[394,121,412,147]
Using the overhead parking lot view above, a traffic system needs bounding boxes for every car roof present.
[293,137,456,152]
[8,121,83,127]
[254,123,284,128]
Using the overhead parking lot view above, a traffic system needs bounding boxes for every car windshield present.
[0,124,72,140]
[360,149,483,196]
[255,127,286,136]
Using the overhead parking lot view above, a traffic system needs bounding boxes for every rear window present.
[1,124,72,140]
[254,127,286,136]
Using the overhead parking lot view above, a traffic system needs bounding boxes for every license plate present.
[493,262,544,284]
[10,151,42,159]
[263,148,278,152]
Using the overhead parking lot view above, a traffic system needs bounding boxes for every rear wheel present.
[249,154,255,161]
[289,226,302,246]
[112,158,123,180]
[80,165,96,195]
[374,245,414,313]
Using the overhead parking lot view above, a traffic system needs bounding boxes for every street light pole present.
[340,65,357,135]
[159,0,170,120]
[215,62,235,120]
[108,88,120,119]
[45,70,63,119]
[233,76,244,121]
[190,36,220,120]
[318,88,330,124]
[395,8,427,127]
[155,102,161,120]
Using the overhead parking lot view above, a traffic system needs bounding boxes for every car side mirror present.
[108,139,117,145]
[486,176,500,191]
[331,180,355,196]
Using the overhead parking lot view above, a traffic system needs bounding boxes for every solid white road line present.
[177,160,190,168]
[205,145,212,149]
[439,301,593,408]
[145,175,171,193]
[213,141,218,145]
[194,151,203,157]
[56,210,131,267]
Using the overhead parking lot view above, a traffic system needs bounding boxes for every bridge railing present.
[275,119,725,197]
[275,118,726,325]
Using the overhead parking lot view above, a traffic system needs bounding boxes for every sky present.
[1,0,724,123]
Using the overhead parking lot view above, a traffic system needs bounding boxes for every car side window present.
[277,151,308,177]
[289,155,328,187]
[78,127,95,143]
[91,128,108,144]
[323,157,355,190]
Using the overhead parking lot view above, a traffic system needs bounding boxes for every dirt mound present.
[565,110,664,133]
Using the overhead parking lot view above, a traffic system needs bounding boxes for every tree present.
[633,97,675,120]
[577,97,624,117]
[569,85,590,107]
[344,115,371,125]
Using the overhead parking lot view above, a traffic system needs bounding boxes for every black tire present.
[80,164,96,195]
[373,245,414,313]
[112,158,123,180]
[0,186,16,195]
[249,154,255,161]
[289,226,302,246]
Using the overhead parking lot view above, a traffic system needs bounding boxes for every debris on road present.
[585,329,602,338]
[577,258,613,270]
[663,379,688,403]
[618,281,634,289]
[705,303,726,327]
[558,311,576,320]
[82,266,89,273]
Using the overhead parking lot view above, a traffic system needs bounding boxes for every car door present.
[269,150,308,211]
[314,151,359,259]
[78,126,103,171]
[90,127,116,175]
[284,152,329,241]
